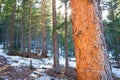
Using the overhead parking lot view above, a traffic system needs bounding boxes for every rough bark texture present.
[70,0,113,80]
[9,0,16,54]
[41,0,47,57]
[64,2,68,74]
[28,1,32,55]
[52,0,60,71]
[21,1,25,54]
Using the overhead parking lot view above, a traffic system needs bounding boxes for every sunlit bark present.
[71,0,113,80]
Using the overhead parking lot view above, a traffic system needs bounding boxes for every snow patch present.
[0,45,3,48]
[36,75,54,80]
[112,68,120,78]
[0,47,76,79]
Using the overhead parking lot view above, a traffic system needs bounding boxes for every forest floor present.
[0,46,76,80]
[0,45,120,80]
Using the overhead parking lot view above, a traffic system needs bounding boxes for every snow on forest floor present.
[0,45,76,80]
[112,67,120,78]
[0,45,120,79]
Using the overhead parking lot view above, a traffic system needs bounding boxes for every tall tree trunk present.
[64,2,68,74]
[28,1,32,55]
[70,0,113,80]
[21,1,25,54]
[41,0,47,57]
[3,25,6,48]
[24,33,26,53]
[9,0,16,54]
[23,2,26,53]
[2,24,5,48]
[0,4,1,14]
[52,0,60,72]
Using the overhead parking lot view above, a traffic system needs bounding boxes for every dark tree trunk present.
[28,1,32,55]
[64,2,69,74]
[41,0,47,57]
[9,0,16,54]
[2,24,6,48]
[52,0,60,72]
[21,1,25,54]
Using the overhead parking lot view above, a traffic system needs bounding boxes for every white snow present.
[112,68,120,78]
[0,45,76,79]
[0,45,3,48]
[1,44,120,79]
[36,75,53,80]
[30,73,38,78]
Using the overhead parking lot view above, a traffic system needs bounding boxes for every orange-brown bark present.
[70,0,113,80]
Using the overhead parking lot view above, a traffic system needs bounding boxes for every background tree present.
[60,0,69,74]
[104,0,120,68]
[41,0,47,57]
[28,0,32,55]
[21,0,25,54]
[9,0,16,54]
[52,0,60,72]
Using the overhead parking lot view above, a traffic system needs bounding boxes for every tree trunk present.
[2,24,5,48]
[70,0,113,80]
[0,4,1,14]
[41,0,47,57]
[118,59,120,68]
[23,2,26,53]
[28,1,32,55]
[52,0,60,72]
[9,0,16,54]
[64,2,68,74]
[21,1,25,54]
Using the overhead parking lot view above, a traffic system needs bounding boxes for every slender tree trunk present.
[0,4,1,14]
[24,34,26,53]
[35,32,39,54]
[41,0,47,57]
[23,3,26,53]
[64,2,68,74]
[3,25,6,48]
[52,0,60,72]
[9,0,16,54]
[36,42,39,54]
[118,59,120,68]
[21,1,25,54]
[28,1,32,55]
[16,8,19,49]
[71,0,113,80]
[2,24,5,48]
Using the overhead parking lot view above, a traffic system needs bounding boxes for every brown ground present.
[1,53,120,80]
[46,66,77,80]
[0,56,36,80]
[0,55,77,80]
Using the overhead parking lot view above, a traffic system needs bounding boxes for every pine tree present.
[9,0,16,54]
[52,0,60,72]
[71,0,113,79]
[28,0,32,55]
[21,0,25,54]
[41,0,47,57]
